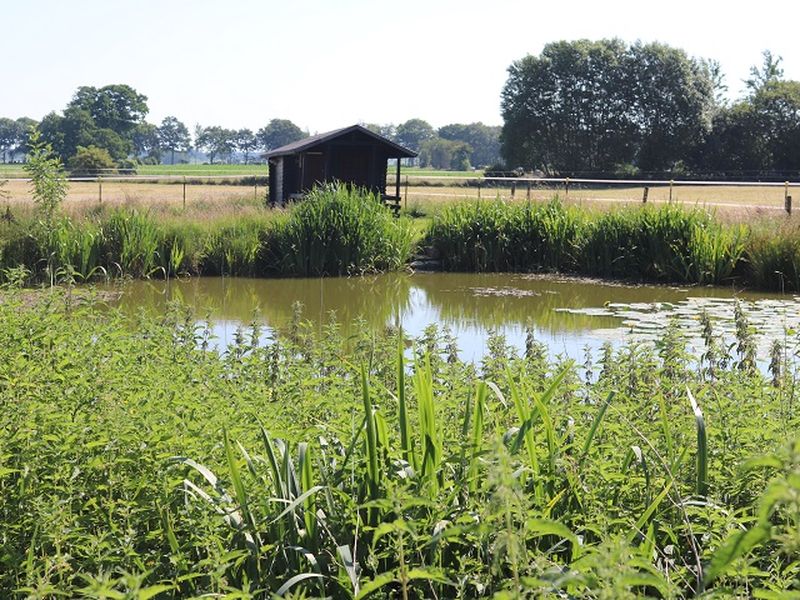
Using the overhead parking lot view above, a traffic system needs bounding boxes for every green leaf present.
[138,584,175,600]
[705,523,771,585]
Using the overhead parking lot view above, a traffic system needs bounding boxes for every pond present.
[100,273,800,363]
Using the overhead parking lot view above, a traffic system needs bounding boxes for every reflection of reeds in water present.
[105,272,777,345]
[109,273,415,334]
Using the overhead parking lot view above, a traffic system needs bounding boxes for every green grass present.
[1,291,799,597]
[398,166,483,178]
[136,163,268,176]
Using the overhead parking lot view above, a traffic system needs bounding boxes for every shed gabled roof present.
[265,124,418,159]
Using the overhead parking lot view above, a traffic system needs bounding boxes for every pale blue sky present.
[3,0,800,134]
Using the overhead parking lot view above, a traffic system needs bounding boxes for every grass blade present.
[688,387,708,497]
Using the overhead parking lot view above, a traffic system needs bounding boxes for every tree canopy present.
[257,119,305,151]
[157,116,191,165]
[438,122,501,168]
[395,119,435,152]
[68,85,149,138]
[39,85,150,164]
[500,39,715,175]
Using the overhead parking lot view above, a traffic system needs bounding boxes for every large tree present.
[37,84,147,163]
[419,137,472,170]
[0,118,17,163]
[196,126,237,164]
[395,119,435,152]
[627,41,714,172]
[500,39,637,174]
[752,79,800,171]
[744,50,784,94]
[157,116,191,165]
[500,39,714,174]
[701,102,772,174]
[68,84,148,139]
[363,122,397,140]
[14,117,38,156]
[700,52,800,175]
[132,123,162,163]
[256,119,305,151]
[236,128,258,164]
[438,122,501,168]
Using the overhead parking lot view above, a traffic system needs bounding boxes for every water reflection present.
[101,273,784,361]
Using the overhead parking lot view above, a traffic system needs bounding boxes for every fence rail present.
[2,172,799,212]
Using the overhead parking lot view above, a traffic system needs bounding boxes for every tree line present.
[0,85,313,173]
[500,40,800,179]
[2,85,503,174]
[363,120,502,170]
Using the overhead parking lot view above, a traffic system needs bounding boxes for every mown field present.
[3,174,796,218]
[1,286,799,598]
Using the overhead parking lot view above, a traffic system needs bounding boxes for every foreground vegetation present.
[1,289,799,597]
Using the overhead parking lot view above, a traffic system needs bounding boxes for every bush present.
[263,184,415,276]
[68,145,117,177]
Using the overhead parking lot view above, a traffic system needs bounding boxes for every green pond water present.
[101,273,800,362]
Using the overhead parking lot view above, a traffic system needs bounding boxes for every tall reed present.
[263,184,415,276]
[430,199,749,286]
[0,186,417,282]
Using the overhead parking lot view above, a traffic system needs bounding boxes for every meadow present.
[1,286,799,598]
[3,173,795,220]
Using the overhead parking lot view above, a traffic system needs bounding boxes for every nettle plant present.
[24,127,68,229]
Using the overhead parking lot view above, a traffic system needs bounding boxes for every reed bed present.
[6,188,800,291]
[428,199,786,288]
[0,185,415,282]
[1,291,799,597]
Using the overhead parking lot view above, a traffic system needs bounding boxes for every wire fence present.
[2,170,799,213]
[394,175,800,213]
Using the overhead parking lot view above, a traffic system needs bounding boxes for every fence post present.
[183,176,187,209]
[786,195,792,214]
[565,177,570,200]
[478,179,482,200]
[511,181,516,198]
[642,187,649,203]
[669,179,674,203]
[786,181,790,207]
[527,180,531,200]
[98,176,102,203]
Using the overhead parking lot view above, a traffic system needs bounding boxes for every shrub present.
[67,145,117,177]
[263,184,415,276]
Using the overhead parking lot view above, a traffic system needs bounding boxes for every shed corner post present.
[395,158,401,200]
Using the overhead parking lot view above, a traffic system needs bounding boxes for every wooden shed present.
[265,124,417,206]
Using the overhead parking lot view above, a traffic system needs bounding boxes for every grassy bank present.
[1,290,799,597]
[428,198,800,290]
[7,188,800,291]
[0,185,414,282]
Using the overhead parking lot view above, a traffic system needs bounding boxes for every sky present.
[3,0,800,135]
